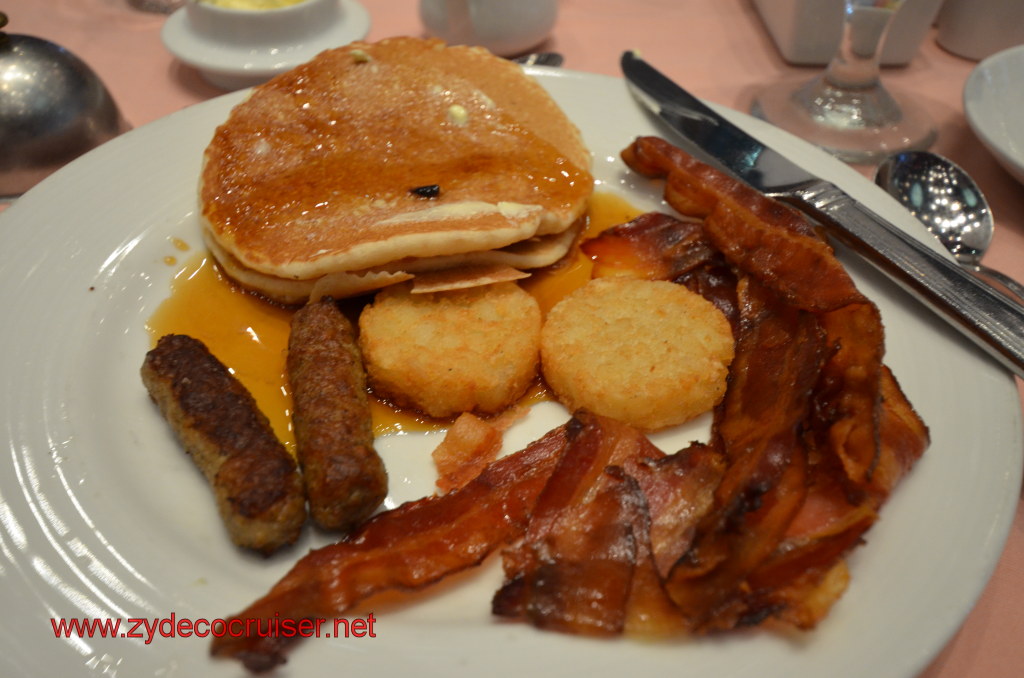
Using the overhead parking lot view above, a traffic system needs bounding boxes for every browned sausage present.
[141,334,306,555]
[287,298,387,532]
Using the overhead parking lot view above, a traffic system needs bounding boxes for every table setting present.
[1,1,1022,677]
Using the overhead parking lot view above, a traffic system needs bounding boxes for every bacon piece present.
[810,302,885,492]
[582,211,716,281]
[740,558,852,630]
[581,211,739,331]
[624,442,724,579]
[864,366,929,506]
[623,443,724,637]
[431,412,503,494]
[622,489,688,637]
[492,412,663,635]
[732,470,875,628]
[503,470,642,636]
[665,278,825,630]
[211,424,569,672]
[622,136,865,312]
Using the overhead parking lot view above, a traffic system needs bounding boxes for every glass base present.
[751,73,937,165]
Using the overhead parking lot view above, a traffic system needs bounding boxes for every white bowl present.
[964,44,1024,186]
[161,0,370,90]
[419,0,557,57]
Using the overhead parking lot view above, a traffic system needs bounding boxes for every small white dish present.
[419,0,557,57]
[964,44,1024,186]
[161,0,370,90]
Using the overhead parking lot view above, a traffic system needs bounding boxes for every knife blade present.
[621,50,1024,379]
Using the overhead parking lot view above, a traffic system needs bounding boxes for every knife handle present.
[966,264,1024,307]
[789,184,1024,379]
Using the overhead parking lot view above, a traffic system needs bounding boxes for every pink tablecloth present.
[5,1,1023,676]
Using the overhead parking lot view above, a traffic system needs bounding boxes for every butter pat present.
[447,104,469,126]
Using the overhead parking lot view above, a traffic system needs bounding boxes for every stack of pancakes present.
[200,37,594,304]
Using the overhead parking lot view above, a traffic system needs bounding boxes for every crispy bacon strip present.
[492,413,663,634]
[732,468,876,628]
[500,470,642,635]
[623,443,724,637]
[624,443,725,579]
[622,491,687,637]
[811,302,885,492]
[582,211,716,281]
[741,558,853,630]
[622,136,865,312]
[211,424,569,672]
[582,211,739,331]
[864,366,929,505]
[665,278,825,630]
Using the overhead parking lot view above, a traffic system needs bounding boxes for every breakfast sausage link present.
[141,334,306,555]
[288,298,388,532]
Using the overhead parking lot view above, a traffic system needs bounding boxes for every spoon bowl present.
[875,150,1024,303]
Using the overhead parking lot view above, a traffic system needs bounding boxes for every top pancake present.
[200,37,593,283]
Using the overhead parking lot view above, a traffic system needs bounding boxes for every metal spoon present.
[875,150,1024,304]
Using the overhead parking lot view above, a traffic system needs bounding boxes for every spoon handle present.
[970,264,1024,307]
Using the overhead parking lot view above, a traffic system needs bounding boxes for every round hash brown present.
[540,277,734,430]
[358,282,541,418]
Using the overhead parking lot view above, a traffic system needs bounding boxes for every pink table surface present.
[5,1,1023,676]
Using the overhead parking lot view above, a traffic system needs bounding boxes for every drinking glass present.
[751,0,936,164]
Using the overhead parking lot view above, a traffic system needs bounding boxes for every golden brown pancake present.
[200,37,593,301]
[203,219,582,304]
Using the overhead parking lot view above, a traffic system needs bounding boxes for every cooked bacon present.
[494,469,642,635]
[431,412,503,494]
[622,136,865,312]
[664,278,825,630]
[623,443,723,637]
[810,302,885,492]
[623,443,724,579]
[864,366,929,506]
[582,211,739,331]
[735,466,876,629]
[492,412,663,634]
[739,557,852,630]
[582,211,716,281]
[211,424,569,672]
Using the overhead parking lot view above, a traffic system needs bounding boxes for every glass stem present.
[825,0,903,89]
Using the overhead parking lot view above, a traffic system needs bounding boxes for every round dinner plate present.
[0,67,1020,678]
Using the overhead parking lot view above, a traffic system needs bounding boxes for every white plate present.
[0,68,1020,678]
[964,44,1024,186]
[162,0,370,90]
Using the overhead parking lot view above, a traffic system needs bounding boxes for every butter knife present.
[620,50,1024,379]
